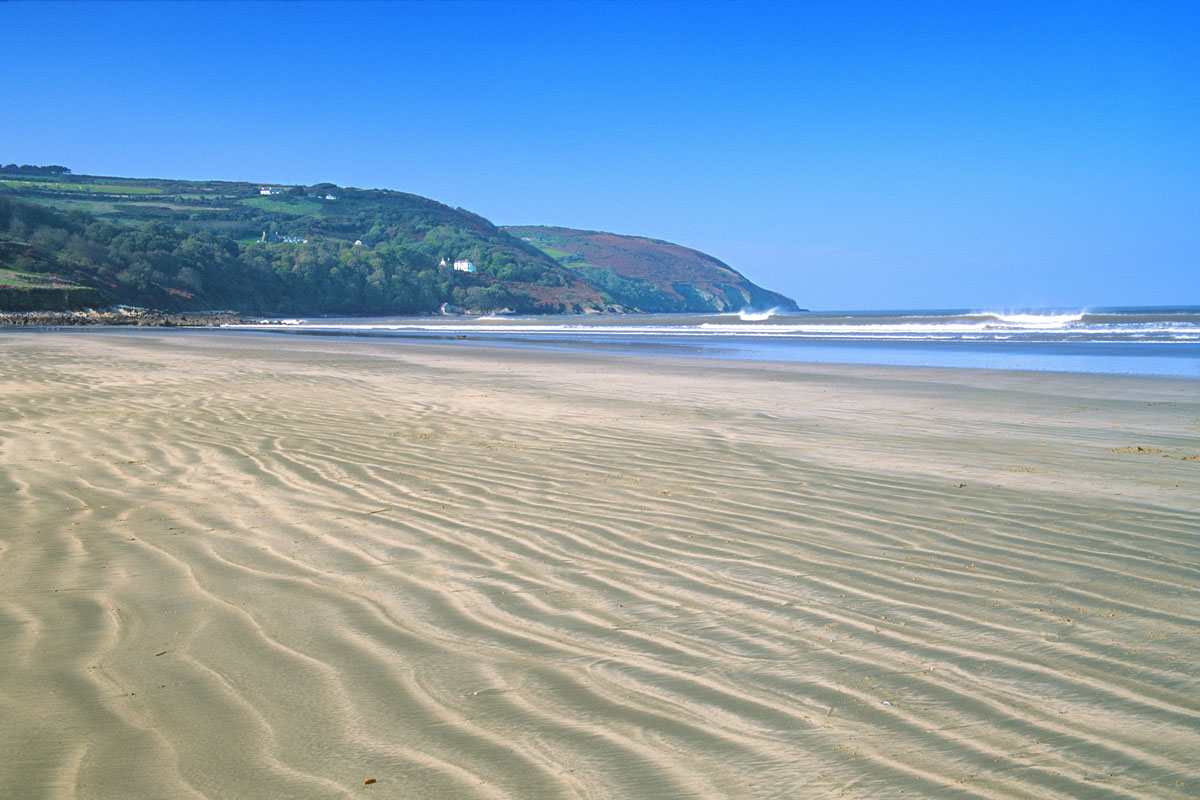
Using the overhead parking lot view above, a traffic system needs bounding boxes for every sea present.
[230,306,1200,378]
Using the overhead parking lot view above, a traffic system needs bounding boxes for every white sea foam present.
[219,309,1200,376]
[228,307,1199,348]
[234,318,1200,340]
[737,307,785,321]
[983,311,1086,328]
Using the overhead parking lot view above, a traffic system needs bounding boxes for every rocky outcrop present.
[0,308,251,327]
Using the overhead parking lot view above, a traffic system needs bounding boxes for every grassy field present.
[535,244,572,259]
[527,242,592,269]
[0,179,164,194]
[17,195,121,215]
[126,201,226,212]
[17,194,234,225]
[240,196,324,215]
[0,268,72,288]
[170,193,240,201]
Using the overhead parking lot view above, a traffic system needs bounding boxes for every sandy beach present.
[1,330,1197,799]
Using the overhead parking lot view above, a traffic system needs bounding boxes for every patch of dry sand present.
[1,331,1198,798]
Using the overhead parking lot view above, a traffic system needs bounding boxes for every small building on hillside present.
[259,187,281,196]
[453,259,477,273]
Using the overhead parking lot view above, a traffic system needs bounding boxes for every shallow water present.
[231,305,1200,377]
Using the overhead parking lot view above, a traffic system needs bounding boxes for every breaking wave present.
[985,311,1087,328]
[230,307,1200,348]
[737,307,787,321]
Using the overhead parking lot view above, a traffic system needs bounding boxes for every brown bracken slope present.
[506,225,799,313]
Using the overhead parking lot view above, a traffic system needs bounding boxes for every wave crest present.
[738,307,785,321]
[986,312,1086,329]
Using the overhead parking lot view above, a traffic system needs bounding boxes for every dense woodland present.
[0,195,558,314]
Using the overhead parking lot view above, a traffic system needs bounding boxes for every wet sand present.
[1,330,1198,799]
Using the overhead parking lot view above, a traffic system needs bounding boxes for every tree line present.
[1,163,71,175]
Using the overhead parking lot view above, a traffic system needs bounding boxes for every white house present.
[259,187,281,196]
[453,259,477,273]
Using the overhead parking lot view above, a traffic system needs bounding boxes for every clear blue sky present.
[2,1,1197,310]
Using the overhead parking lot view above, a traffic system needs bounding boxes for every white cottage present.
[453,259,476,273]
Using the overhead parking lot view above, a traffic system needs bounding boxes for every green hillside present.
[0,164,797,315]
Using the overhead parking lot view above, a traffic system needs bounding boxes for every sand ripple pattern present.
[1,332,1198,799]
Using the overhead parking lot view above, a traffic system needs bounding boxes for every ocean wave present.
[229,307,1200,348]
[737,307,786,321]
[983,311,1087,328]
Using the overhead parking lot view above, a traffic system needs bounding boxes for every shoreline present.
[0,307,253,327]
[2,331,1197,797]
[8,319,1200,379]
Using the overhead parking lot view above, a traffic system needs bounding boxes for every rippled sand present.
[2,331,1198,799]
